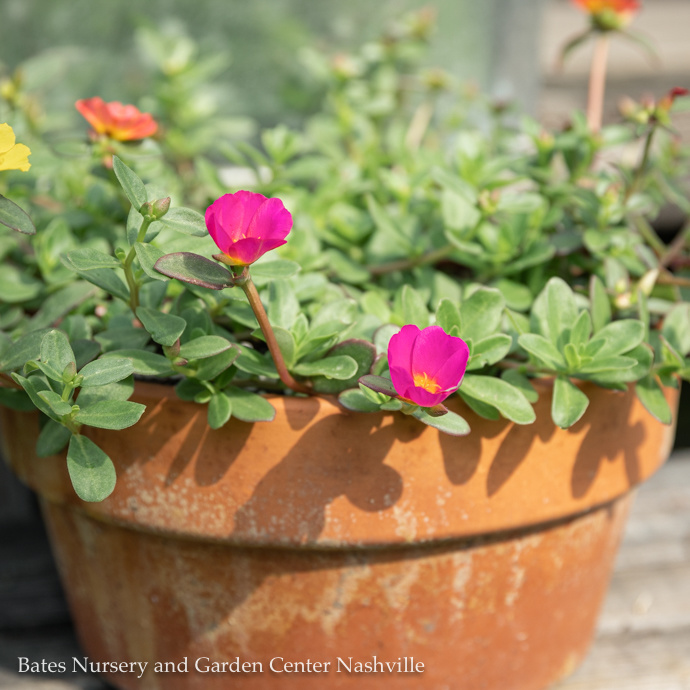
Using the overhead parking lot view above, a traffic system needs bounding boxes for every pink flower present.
[205,191,292,267]
[388,325,470,407]
[75,98,158,141]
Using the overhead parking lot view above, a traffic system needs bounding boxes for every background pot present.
[1,380,678,690]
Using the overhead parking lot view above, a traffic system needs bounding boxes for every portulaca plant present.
[0,4,688,503]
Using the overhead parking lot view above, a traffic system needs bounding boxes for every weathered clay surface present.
[0,380,678,689]
[41,495,631,690]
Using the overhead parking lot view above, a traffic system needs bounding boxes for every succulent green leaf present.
[460,374,536,424]
[39,330,76,382]
[251,260,301,281]
[459,287,504,343]
[160,207,207,237]
[412,408,471,436]
[585,319,645,358]
[518,333,565,370]
[61,248,121,271]
[113,156,148,211]
[234,346,278,377]
[500,369,539,403]
[590,275,611,333]
[135,307,186,347]
[359,374,399,397]
[154,252,234,290]
[0,330,50,373]
[134,242,167,282]
[293,355,358,380]
[208,392,233,429]
[311,340,376,394]
[37,390,73,417]
[28,282,97,332]
[531,277,577,348]
[635,375,673,424]
[0,194,36,234]
[401,285,429,329]
[79,358,134,388]
[76,378,135,407]
[194,347,241,381]
[223,386,275,422]
[338,388,382,413]
[59,257,130,302]
[66,435,117,502]
[74,400,146,430]
[435,298,462,333]
[467,334,512,371]
[552,376,589,429]
[268,280,299,329]
[569,310,592,349]
[662,304,690,357]
[102,350,174,377]
[179,335,234,361]
[36,420,72,457]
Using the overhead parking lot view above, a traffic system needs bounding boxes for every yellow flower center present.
[412,372,440,393]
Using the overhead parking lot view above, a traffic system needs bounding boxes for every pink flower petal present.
[247,197,293,241]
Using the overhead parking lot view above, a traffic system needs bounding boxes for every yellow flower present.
[0,123,31,172]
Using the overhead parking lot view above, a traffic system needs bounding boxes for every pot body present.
[1,381,678,690]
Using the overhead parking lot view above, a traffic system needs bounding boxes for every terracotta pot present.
[0,380,678,690]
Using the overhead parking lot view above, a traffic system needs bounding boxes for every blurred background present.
[0,0,688,687]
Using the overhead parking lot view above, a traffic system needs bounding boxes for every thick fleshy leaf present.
[208,392,233,429]
[11,373,60,420]
[359,374,398,397]
[136,307,186,347]
[401,285,429,329]
[113,156,147,211]
[39,330,76,382]
[66,435,116,502]
[0,194,35,234]
[161,207,207,236]
[500,369,539,403]
[585,320,645,358]
[635,375,672,424]
[27,282,97,332]
[76,378,135,407]
[102,350,174,376]
[134,242,167,282]
[59,257,130,302]
[466,334,512,371]
[154,252,234,290]
[0,329,50,373]
[338,388,382,413]
[74,400,146,430]
[37,390,72,417]
[459,288,505,343]
[518,333,565,370]
[36,420,72,457]
[251,260,301,281]
[662,304,690,357]
[292,355,358,380]
[590,275,611,333]
[179,335,234,361]
[460,374,536,424]
[79,358,134,387]
[61,248,121,271]
[412,408,471,436]
[531,278,577,348]
[552,376,589,429]
[311,340,376,394]
[233,346,277,377]
[223,386,275,422]
[435,298,462,333]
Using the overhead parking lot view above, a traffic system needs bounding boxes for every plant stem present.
[368,243,455,276]
[239,273,312,395]
[625,127,655,202]
[122,218,152,314]
[586,34,609,132]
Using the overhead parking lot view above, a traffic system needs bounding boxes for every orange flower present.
[572,0,640,28]
[75,97,158,141]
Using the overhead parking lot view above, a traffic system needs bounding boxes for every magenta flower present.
[205,191,292,266]
[388,325,470,407]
